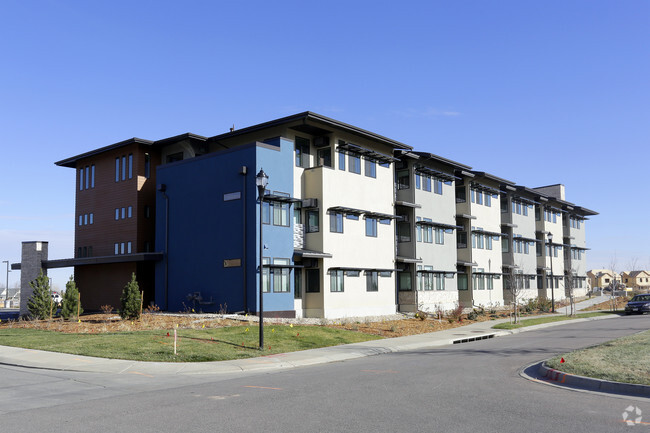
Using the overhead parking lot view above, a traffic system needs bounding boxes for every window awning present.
[328,206,401,220]
[470,182,500,196]
[456,213,477,220]
[328,267,397,273]
[294,249,333,258]
[501,222,518,228]
[262,193,301,204]
[457,260,477,267]
[413,165,458,182]
[416,269,457,275]
[415,220,463,231]
[263,263,304,269]
[395,200,421,208]
[396,256,423,264]
[512,236,540,243]
[471,228,507,237]
[511,196,539,206]
[336,142,399,164]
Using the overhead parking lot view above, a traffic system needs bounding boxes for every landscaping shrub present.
[27,270,55,320]
[60,276,83,320]
[120,273,141,320]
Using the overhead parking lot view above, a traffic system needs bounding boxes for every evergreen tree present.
[27,270,54,320]
[60,276,83,320]
[120,273,141,319]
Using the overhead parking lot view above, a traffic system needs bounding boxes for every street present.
[0,315,647,432]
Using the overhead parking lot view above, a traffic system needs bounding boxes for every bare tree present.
[564,269,576,316]
[504,269,524,323]
[608,256,620,312]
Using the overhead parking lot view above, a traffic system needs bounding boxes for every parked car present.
[624,294,650,315]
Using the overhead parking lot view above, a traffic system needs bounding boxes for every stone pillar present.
[20,241,48,316]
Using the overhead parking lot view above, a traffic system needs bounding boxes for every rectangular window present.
[306,269,320,293]
[121,156,126,180]
[435,228,444,245]
[365,217,377,237]
[262,258,270,293]
[366,271,378,292]
[458,273,468,290]
[295,137,310,168]
[398,222,411,242]
[294,208,302,225]
[79,169,84,191]
[294,268,302,299]
[120,242,125,254]
[115,157,120,182]
[84,214,88,225]
[423,176,432,192]
[127,241,132,254]
[470,189,475,203]
[338,151,345,171]
[145,154,151,179]
[114,243,119,255]
[364,159,376,178]
[128,154,133,179]
[317,148,332,168]
[435,274,445,290]
[502,237,510,252]
[457,231,467,249]
[79,215,83,226]
[477,233,484,249]
[85,166,89,189]
[486,235,492,250]
[330,270,344,292]
[262,201,270,224]
[115,209,119,220]
[307,210,319,233]
[349,153,361,174]
[456,186,466,203]
[127,206,132,218]
[273,259,290,293]
[272,202,290,227]
[415,173,421,189]
[397,170,410,189]
[90,165,95,188]
[329,212,343,233]
[89,213,94,224]
[434,179,443,195]
[121,207,126,219]
[476,190,483,205]
[399,272,412,291]
[485,194,491,207]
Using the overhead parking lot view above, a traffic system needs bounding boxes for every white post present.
[173,329,177,355]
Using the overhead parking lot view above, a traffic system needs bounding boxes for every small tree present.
[505,270,524,323]
[27,270,55,320]
[60,276,83,320]
[564,269,576,316]
[120,273,141,320]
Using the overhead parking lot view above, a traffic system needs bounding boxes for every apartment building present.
[53,112,597,317]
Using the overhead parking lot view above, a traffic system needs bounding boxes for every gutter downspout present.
[240,166,248,312]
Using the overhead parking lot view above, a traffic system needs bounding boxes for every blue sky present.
[1,0,648,290]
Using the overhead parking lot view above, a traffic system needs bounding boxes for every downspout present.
[240,166,248,312]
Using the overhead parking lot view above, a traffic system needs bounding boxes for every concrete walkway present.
[555,293,609,315]
[0,306,618,376]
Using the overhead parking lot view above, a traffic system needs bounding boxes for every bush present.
[120,273,142,320]
[448,304,464,322]
[60,276,83,320]
[27,270,56,320]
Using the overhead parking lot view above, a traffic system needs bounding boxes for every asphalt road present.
[0,315,648,433]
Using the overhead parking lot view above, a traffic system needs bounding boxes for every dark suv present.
[624,294,650,315]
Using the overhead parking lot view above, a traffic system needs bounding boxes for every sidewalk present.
[0,309,618,376]
[555,293,607,315]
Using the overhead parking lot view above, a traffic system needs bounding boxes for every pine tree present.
[120,273,141,319]
[27,270,54,320]
[61,276,83,320]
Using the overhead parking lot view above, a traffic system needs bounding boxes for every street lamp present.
[2,261,9,306]
[256,168,269,350]
[547,233,555,313]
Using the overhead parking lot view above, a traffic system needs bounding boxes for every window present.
[422,175,431,192]
[145,154,151,178]
[114,243,119,255]
[120,242,125,254]
[295,137,310,168]
[486,235,492,250]
[470,189,475,203]
[262,201,270,224]
[415,173,421,189]
[115,209,119,220]
[435,274,445,290]
[272,202,290,227]
[145,206,151,218]
[262,258,270,293]
[338,150,345,171]
[485,194,491,207]
[348,153,361,174]
[115,157,120,182]
[306,269,320,293]
[84,166,89,189]
[434,179,443,195]
[366,271,378,292]
[422,219,432,243]
[364,159,376,178]
[128,206,133,218]
[416,217,422,242]
[365,217,377,237]
[78,215,83,226]
[317,148,332,168]
[398,222,411,242]
[121,156,126,180]
[89,213,94,224]
[476,190,483,205]
[457,231,468,249]
[330,212,343,233]
[79,168,84,191]
[456,186,466,203]
[84,214,88,225]
[127,241,132,254]
[121,207,126,219]
[294,269,302,299]
[307,210,319,233]
[399,272,412,291]
[435,228,444,245]
[458,273,468,290]
[397,170,410,189]
[128,154,133,179]
[294,208,302,225]
[330,270,344,292]
[273,259,290,293]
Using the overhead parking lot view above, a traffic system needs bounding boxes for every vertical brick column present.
[19,241,49,316]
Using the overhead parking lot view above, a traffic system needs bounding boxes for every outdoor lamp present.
[256,169,268,350]
[547,232,555,313]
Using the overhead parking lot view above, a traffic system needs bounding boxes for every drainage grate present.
[451,333,496,344]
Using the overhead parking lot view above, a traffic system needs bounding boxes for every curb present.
[538,362,650,399]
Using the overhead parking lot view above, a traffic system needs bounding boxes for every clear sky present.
[1,0,648,291]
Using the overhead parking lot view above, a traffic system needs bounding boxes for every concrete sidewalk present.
[555,293,608,315]
[0,311,618,376]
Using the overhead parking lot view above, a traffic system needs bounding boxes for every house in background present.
[620,271,650,292]
[35,111,599,318]
[587,269,620,290]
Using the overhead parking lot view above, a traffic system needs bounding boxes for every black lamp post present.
[256,169,269,350]
[547,232,555,313]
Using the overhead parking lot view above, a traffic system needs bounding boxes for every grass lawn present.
[492,312,616,330]
[546,329,650,386]
[0,325,381,362]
